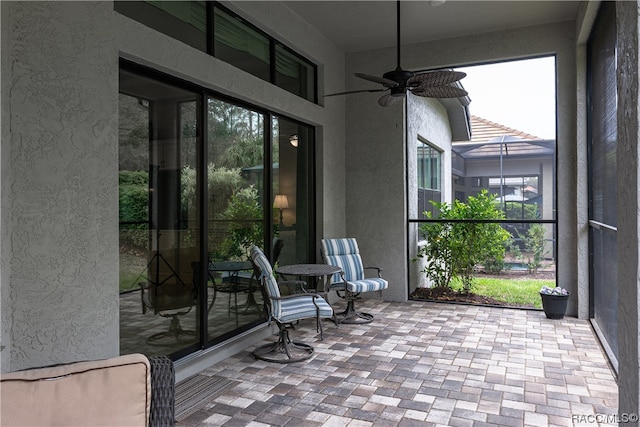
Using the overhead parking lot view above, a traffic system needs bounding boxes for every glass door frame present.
[120,59,316,359]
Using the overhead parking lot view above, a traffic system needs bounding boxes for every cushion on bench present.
[1,353,151,427]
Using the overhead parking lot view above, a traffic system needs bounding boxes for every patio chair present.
[232,237,284,286]
[215,238,285,314]
[139,274,197,344]
[251,245,334,363]
[321,238,388,324]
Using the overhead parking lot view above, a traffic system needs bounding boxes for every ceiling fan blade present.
[411,85,468,98]
[378,93,404,107]
[407,70,467,88]
[355,73,399,88]
[325,88,386,97]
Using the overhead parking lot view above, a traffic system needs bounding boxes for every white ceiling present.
[284,1,581,53]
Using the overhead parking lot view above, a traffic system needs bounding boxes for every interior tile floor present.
[176,299,618,427]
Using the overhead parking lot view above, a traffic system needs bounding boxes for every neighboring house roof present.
[452,115,554,159]
[469,115,540,142]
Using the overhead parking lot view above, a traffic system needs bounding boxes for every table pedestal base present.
[147,315,196,345]
[335,300,374,324]
[253,329,314,363]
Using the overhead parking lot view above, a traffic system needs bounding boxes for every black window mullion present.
[197,93,209,348]
[265,114,274,259]
[206,1,214,55]
[270,40,276,84]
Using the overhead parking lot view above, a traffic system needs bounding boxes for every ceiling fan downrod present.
[326,0,467,102]
[382,0,414,93]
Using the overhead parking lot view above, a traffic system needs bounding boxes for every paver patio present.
[175,300,618,427]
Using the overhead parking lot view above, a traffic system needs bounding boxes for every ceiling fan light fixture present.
[390,87,406,97]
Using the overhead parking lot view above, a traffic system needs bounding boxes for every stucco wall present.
[2,1,119,370]
[344,21,578,312]
[615,0,640,417]
[343,67,406,302]
[407,96,451,293]
[1,0,347,371]
[1,1,10,372]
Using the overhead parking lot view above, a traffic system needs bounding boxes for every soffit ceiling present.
[283,1,581,53]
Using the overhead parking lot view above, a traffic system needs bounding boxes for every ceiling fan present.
[326,0,468,107]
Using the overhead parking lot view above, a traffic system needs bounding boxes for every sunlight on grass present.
[451,277,553,308]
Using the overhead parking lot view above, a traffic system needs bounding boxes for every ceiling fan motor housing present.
[383,67,414,88]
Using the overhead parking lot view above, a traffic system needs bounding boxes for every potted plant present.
[540,286,569,319]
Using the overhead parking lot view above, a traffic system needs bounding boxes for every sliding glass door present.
[272,117,315,266]
[119,69,201,356]
[118,63,315,359]
[205,98,266,343]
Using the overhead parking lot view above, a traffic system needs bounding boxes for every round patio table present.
[208,261,256,322]
[275,263,343,296]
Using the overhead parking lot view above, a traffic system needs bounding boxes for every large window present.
[118,63,316,359]
[213,7,270,81]
[115,1,206,51]
[488,175,541,220]
[417,139,442,219]
[115,1,317,102]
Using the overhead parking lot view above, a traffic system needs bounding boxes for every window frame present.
[115,1,318,103]
[118,58,317,359]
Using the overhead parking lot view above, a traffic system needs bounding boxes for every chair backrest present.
[321,238,365,282]
[251,246,282,319]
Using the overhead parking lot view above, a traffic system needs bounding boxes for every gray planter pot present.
[540,292,569,319]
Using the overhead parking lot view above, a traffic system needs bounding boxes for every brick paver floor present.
[176,300,618,427]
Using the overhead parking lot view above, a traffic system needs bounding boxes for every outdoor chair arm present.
[268,292,324,302]
[364,266,384,277]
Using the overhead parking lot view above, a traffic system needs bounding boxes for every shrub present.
[417,189,511,292]
[219,186,263,260]
[119,171,149,248]
[524,223,547,272]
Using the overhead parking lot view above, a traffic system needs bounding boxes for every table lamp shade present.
[274,194,289,209]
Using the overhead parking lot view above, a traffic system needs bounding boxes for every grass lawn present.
[450,276,553,309]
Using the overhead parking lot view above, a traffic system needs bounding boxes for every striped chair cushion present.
[251,246,333,322]
[279,297,333,323]
[346,277,388,293]
[321,238,389,293]
[321,238,364,282]
[251,246,282,318]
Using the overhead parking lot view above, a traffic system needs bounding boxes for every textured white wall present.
[2,1,119,370]
[343,67,405,302]
[407,96,451,293]
[1,1,10,372]
[1,0,347,371]
[344,21,578,311]
[615,0,640,417]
